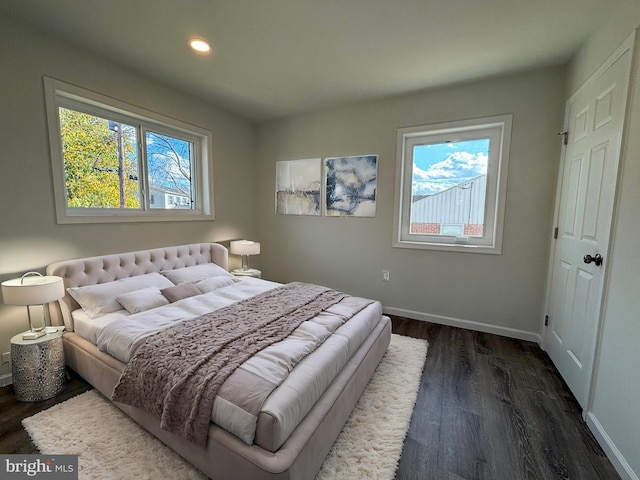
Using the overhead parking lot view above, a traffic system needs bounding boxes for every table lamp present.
[1,272,65,339]
[229,240,260,273]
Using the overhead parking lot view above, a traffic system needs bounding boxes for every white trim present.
[541,30,636,358]
[584,30,640,480]
[43,76,214,224]
[0,373,12,387]
[567,32,637,105]
[541,29,637,480]
[393,114,512,254]
[383,306,541,344]
[586,412,639,480]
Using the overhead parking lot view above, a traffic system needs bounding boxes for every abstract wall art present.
[275,158,322,215]
[324,155,377,217]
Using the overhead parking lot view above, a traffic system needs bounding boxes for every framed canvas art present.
[324,155,377,217]
[275,158,321,215]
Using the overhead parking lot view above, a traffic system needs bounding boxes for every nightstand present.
[231,268,262,278]
[10,329,66,402]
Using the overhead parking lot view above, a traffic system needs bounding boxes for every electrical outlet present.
[2,352,10,364]
[382,270,390,282]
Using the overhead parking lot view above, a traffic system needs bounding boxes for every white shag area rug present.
[23,333,427,480]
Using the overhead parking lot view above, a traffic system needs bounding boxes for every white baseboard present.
[383,306,542,344]
[0,373,12,387]
[586,411,639,480]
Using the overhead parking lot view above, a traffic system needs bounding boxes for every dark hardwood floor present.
[0,371,91,454]
[0,318,620,479]
[391,317,620,480]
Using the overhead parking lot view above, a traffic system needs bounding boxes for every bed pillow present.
[116,287,170,314]
[67,272,174,318]
[160,263,231,284]
[160,283,202,303]
[195,275,238,293]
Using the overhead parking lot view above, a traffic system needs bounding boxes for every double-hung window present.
[393,114,512,254]
[44,77,213,224]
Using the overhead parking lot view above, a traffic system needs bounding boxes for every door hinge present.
[559,131,568,145]
[545,315,549,326]
[553,227,558,239]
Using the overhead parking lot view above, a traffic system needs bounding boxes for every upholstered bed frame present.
[46,243,391,480]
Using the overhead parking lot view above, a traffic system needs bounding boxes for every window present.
[44,77,213,224]
[393,115,512,253]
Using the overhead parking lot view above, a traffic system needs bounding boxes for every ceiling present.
[1,0,614,122]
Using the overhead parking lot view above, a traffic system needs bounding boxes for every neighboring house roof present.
[411,174,486,224]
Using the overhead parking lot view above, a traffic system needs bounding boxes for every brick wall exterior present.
[464,224,484,236]
[410,223,441,234]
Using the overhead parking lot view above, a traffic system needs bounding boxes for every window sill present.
[392,239,502,255]
[56,210,213,224]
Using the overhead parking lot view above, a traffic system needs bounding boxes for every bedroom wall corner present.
[255,65,566,340]
[0,13,259,359]
[567,4,640,478]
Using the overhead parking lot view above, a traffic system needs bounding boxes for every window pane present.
[146,131,194,210]
[410,139,489,237]
[58,108,140,208]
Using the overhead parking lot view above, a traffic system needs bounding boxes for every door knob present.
[583,253,603,266]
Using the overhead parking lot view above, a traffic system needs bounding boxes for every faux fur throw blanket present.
[112,282,347,446]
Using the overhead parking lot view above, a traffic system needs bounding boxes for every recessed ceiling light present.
[188,38,212,54]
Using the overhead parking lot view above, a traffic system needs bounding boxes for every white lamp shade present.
[1,275,65,306]
[230,240,260,256]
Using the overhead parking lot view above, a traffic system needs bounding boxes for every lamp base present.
[22,330,47,340]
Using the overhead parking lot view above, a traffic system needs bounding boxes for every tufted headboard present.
[45,243,228,331]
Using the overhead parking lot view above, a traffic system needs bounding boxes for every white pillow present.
[195,276,238,293]
[116,286,170,314]
[67,272,174,318]
[161,263,231,284]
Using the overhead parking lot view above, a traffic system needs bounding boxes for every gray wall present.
[2,7,637,478]
[257,66,566,341]
[0,14,258,371]
[565,3,640,478]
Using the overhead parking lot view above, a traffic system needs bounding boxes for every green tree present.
[59,108,140,208]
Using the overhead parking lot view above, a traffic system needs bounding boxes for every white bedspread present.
[77,277,381,447]
[96,276,280,363]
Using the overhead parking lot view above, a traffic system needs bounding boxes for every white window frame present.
[44,77,214,224]
[393,114,512,254]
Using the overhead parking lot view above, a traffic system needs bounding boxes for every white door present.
[545,37,634,409]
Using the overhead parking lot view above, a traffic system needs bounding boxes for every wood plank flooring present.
[391,317,620,480]
[0,371,91,454]
[0,317,621,479]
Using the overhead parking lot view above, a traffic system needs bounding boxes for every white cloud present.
[412,151,487,195]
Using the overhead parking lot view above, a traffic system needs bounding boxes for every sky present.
[146,131,192,194]
[412,139,489,195]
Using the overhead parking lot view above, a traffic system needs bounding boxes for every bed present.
[45,243,391,480]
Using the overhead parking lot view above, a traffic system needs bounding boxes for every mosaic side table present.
[10,330,65,402]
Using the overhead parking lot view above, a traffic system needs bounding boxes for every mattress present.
[69,275,382,451]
